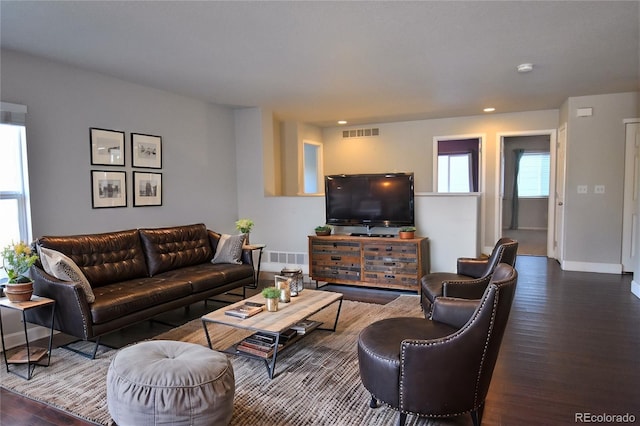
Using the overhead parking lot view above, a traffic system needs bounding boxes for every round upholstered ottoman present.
[107,340,235,426]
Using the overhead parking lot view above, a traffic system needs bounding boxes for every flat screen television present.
[324,173,414,228]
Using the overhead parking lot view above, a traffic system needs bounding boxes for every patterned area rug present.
[0,295,459,425]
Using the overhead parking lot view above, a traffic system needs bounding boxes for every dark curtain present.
[510,149,525,230]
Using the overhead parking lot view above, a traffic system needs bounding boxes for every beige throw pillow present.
[211,234,245,265]
[38,246,96,303]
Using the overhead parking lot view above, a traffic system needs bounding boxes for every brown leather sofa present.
[26,223,254,357]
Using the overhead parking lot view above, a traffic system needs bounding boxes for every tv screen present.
[324,173,414,228]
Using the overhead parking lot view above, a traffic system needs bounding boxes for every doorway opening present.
[498,132,556,257]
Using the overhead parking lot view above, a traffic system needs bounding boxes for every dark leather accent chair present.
[357,263,517,426]
[420,237,518,317]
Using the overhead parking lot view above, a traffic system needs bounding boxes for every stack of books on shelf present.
[291,319,322,335]
[224,301,265,319]
[236,332,284,358]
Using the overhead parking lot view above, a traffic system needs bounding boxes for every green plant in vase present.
[261,286,281,312]
[236,218,254,244]
[314,225,332,236]
[1,241,39,302]
[398,226,416,239]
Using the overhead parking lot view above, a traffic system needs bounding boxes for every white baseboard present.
[632,280,640,299]
[561,260,623,274]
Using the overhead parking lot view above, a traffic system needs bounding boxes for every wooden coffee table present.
[201,289,343,379]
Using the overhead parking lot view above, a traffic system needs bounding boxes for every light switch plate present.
[577,185,588,194]
[594,185,605,194]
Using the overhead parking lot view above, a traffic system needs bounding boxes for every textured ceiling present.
[1,1,638,127]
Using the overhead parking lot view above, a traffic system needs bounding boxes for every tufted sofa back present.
[38,229,148,287]
[138,223,214,276]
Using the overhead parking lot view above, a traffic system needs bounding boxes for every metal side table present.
[0,296,56,379]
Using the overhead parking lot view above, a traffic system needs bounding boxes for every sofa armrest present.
[431,297,479,329]
[241,247,254,267]
[26,266,94,340]
[457,257,489,278]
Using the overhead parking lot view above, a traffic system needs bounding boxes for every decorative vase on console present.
[1,241,39,302]
[398,226,416,240]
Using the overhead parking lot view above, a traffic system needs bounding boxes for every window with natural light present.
[302,141,323,194]
[517,152,550,197]
[0,122,32,282]
[438,153,472,192]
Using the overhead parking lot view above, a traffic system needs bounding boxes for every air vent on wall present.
[342,128,380,138]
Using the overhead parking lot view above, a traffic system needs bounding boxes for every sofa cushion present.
[90,277,192,324]
[211,233,245,264]
[156,263,254,293]
[38,247,96,303]
[139,224,213,276]
[38,229,148,288]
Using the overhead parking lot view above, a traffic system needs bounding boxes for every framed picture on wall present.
[90,128,125,166]
[91,170,127,208]
[131,133,162,169]
[133,171,162,207]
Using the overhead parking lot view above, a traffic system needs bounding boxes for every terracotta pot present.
[265,297,279,312]
[398,231,415,240]
[315,230,331,236]
[5,281,34,302]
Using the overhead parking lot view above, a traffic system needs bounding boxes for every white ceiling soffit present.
[1,1,638,127]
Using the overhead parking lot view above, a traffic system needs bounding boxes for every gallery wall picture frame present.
[91,170,127,208]
[132,133,162,169]
[90,128,125,166]
[133,171,162,207]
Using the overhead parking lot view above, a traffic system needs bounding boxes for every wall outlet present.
[594,185,605,194]
[577,185,588,194]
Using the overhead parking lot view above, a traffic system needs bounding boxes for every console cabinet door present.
[310,239,361,282]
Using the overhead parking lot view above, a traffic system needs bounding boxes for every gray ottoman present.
[107,340,235,426]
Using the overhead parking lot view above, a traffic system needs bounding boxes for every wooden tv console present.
[308,235,430,292]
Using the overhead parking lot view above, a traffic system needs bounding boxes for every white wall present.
[1,50,240,237]
[562,92,638,272]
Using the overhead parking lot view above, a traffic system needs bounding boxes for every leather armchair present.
[420,237,518,317]
[357,263,518,426]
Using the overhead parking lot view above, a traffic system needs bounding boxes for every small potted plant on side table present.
[314,225,332,236]
[398,226,416,240]
[1,241,39,302]
[236,218,254,245]
[261,286,281,312]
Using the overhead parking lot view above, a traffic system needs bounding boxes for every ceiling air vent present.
[342,128,380,138]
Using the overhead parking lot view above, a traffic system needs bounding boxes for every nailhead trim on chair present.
[398,284,498,420]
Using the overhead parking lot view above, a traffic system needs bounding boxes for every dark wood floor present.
[1,256,639,425]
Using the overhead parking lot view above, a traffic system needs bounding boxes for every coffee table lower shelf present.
[223,322,323,378]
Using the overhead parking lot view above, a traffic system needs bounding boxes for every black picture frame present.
[133,171,162,207]
[90,128,125,166]
[131,133,162,169]
[91,170,127,208]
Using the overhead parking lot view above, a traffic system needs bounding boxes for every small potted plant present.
[1,241,39,302]
[261,286,281,312]
[235,218,254,244]
[398,226,416,239]
[314,225,332,236]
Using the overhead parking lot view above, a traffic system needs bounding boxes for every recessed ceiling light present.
[337,120,348,125]
[517,63,533,73]
[483,107,496,113]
